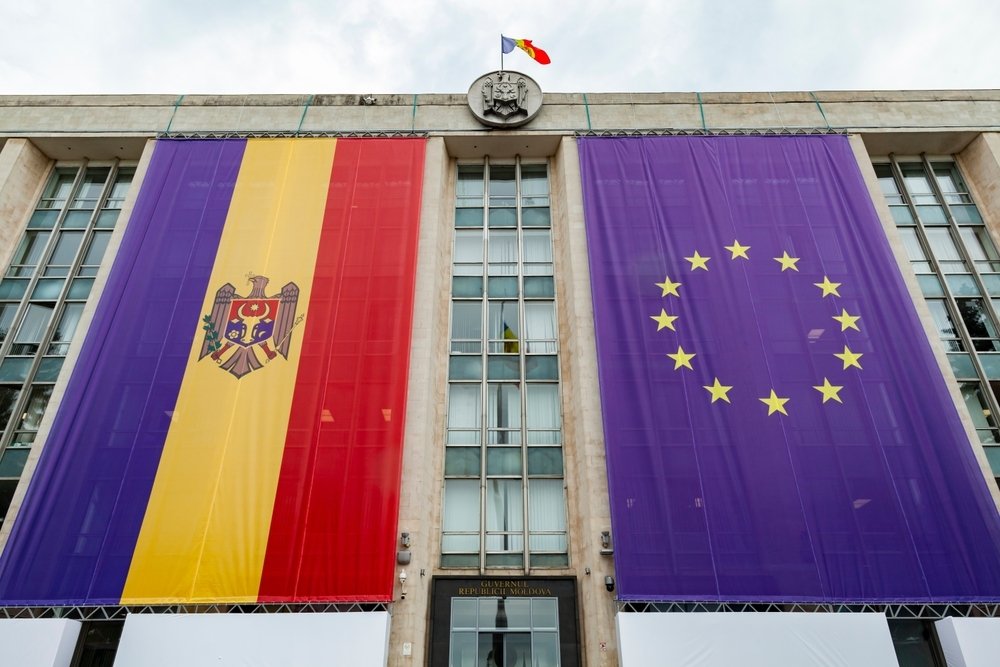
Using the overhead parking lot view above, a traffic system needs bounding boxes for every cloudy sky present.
[2,0,998,95]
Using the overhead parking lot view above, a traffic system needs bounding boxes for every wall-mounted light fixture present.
[401,532,411,548]
[600,531,613,555]
[604,576,615,593]
[399,569,408,599]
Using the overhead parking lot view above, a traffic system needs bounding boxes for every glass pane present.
[0,387,21,431]
[955,298,1000,350]
[38,169,76,209]
[455,230,484,264]
[888,620,940,667]
[896,228,926,263]
[485,553,523,567]
[452,599,478,629]
[489,165,516,205]
[526,385,560,429]
[488,356,520,380]
[451,301,483,352]
[529,479,566,533]
[952,205,983,225]
[925,228,963,271]
[526,356,559,380]
[524,302,556,352]
[105,169,134,208]
[946,274,980,296]
[531,599,558,628]
[487,448,522,475]
[501,599,532,629]
[488,301,520,352]
[487,384,521,429]
[533,632,560,667]
[34,357,63,382]
[70,168,109,209]
[948,353,976,379]
[520,164,549,200]
[445,448,481,476]
[983,275,1000,296]
[486,479,523,531]
[14,304,54,344]
[979,355,1000,380]
[449,631,477,667]
[51,303,84,345]
[453,277,484,298]
[889,206,914,225]
[450,356,483,380]
[32,278,65,300]
[68,278,94,299]
[523,277,554,298]
[27,210,58,229]
[488,231,518,274]
[523,230,553,271]
[522,208,551,227]
[0,304,17,343]
[918,275,944,296]
[61,210,92,228]
[900,164,934,201]
[444,479,480,532]
[10,231,51,270]
[527,447,564,475]
[925,300,962,350]
[455,208,484,227]
[488,277,518,298]
[0,358,31,382]
[449,384,482,429]
[47,231,84,267]
[488,208,517,228]
[916,205,947,224]
[97,210,121,229]
[0,449,29,479]
[17,385,52,431]
[457,165,485,197]
[441,553,479,568]
[82,231,112,267]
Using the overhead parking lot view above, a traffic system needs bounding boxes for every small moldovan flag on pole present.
[501,35,551,65]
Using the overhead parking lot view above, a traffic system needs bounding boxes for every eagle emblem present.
[482,72,528,119]
[200,273,302,379]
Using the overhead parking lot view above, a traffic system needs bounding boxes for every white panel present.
[114,612,389,667]
[0,618,81,667]
[617,612,898,667]
[935,617,1000,667]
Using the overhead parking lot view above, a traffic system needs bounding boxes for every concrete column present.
[551,136,618,667]
[0,138,51,271]
[388,136,452,667]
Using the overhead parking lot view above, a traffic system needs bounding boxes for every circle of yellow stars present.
[651,241,864,417]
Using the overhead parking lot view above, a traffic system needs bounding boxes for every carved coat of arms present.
[482,73,528,119]
[200,274,302,379]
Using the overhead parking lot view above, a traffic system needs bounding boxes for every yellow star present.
[814,276,841,297]
[832,309,861,332]
[684,251,710,271]
[773,251,800,272]
[759,390,790,416]
[666,346,695,370]
[813,378,844,404]
[724,240,750,260]
[655,276,682,297]
[834,345,863,370]
[703,378,733,403]
[650,309,679,331]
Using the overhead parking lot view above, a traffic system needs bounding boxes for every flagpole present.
[500,34,504,73]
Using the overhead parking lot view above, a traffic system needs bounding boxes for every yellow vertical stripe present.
[122,139,336,602]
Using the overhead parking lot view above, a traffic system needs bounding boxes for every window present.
[874,159,1000,477]
[443,161,568,570]
[450,597,560,667]
[0,164,133,526]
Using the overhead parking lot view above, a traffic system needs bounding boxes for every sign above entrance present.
[468,70,543,128]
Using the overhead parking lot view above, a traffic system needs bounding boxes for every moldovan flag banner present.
[0,138,425,604]
[579,135,1000,602]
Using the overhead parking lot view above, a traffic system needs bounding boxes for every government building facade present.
[0,85,998,667]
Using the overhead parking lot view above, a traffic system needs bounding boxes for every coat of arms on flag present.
[200,273,302,378]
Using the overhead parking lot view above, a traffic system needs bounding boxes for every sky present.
[1,0,998,95]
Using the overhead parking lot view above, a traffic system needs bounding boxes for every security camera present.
[604,576,615,592]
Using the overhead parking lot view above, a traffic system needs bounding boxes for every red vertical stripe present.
[258,139,425,601]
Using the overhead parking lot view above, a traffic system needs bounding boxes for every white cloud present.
[0,0,998,94]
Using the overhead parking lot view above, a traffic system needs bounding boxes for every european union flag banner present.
[580,136,1000,602]
[0,138,425,604]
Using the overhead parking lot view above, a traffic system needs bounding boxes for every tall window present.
[875,158,1000,488]
[0,164,133,525]
[443,161,568,570]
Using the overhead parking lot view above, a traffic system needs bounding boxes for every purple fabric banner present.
[580,136,1000,601]
[0,140,245,604]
